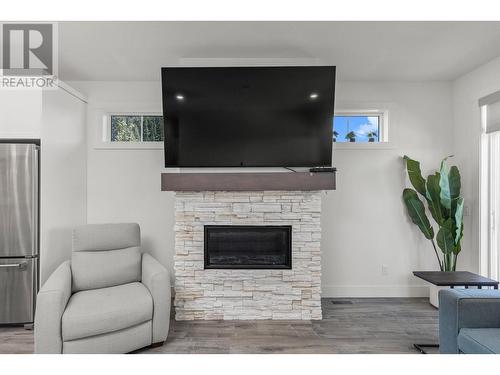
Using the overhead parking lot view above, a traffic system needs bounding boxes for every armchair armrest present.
[142,253,171,343]
[439,289,500,353]
[34,261,72,354]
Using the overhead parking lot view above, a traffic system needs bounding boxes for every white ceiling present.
[58,21,500,82]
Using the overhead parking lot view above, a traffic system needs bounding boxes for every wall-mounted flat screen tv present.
[161,66,336,167]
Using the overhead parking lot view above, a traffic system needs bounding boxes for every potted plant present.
[345,131,356,142]
[402,155,464,306]
[367,131,377,142]
[333,130,339,142]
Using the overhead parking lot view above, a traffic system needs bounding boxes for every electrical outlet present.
[382,264,389,276]
[464,205,471,217]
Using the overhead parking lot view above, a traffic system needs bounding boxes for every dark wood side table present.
[413,271,499,290]
[412,271,499,354]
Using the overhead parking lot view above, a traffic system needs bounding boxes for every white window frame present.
[97,112,164,150]
[333,109,393,150]
[95,109,392,150]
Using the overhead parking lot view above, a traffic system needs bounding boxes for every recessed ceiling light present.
[176,94,185,101]
[309,93,319,100]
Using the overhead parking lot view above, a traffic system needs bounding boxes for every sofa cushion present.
[72,247,142,292]
[62,282,153,342]
[458,328,500,354]
[71,223,142,292]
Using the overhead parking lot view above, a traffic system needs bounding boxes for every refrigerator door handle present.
[32,146,39,256]
[0,262,28,270]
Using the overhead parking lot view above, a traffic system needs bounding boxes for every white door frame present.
[480,105,500,279]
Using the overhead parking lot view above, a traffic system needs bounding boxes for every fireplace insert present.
[204,225,292,269]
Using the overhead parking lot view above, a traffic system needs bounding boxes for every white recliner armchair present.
[34,223,170,354]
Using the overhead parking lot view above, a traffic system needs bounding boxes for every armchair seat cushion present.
[62,282,153,341]
[458,328,500,354]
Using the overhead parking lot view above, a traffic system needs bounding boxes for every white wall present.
[70,81,176,276]
[0,89,42,138]
[71,80,454,297]
[40,86,87,282]
[323,81,454,297]
[0,84,87,283]
[452,55,500,276]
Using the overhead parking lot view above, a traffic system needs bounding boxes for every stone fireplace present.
[173,190,322,320]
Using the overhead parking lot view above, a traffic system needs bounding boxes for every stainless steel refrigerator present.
[0,142,39,325]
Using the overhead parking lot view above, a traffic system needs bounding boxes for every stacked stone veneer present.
[174,190,322,320]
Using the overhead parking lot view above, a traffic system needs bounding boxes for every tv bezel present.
[161,65,336,168]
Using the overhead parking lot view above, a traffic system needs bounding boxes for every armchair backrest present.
[71,223,142,292]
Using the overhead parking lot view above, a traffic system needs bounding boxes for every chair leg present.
[150,341,165,348]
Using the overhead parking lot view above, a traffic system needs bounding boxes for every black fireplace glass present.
[204,225,292,269]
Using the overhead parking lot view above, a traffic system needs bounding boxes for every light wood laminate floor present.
[0,298,438,354]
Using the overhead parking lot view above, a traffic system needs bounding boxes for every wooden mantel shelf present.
[161,171,336,192]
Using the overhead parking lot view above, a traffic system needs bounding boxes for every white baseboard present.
[322,285,430,298]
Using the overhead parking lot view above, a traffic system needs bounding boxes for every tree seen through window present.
[110,115,164,142]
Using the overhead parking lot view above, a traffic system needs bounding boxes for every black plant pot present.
[368,137,375,142]
[333,138,337,142]
[349,138,355,142]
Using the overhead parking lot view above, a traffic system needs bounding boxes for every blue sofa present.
[439,289,500,353]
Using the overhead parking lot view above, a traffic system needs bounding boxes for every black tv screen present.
[161,66,336,167]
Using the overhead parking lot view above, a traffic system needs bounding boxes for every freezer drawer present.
[0,258,37,324]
